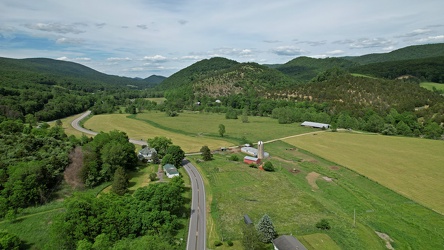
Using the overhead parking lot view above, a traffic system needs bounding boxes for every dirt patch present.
[375,231,395,250]
[330,166,340,170]
[64,146,85,189]
[306,172,320,190]
[322,176,333,182]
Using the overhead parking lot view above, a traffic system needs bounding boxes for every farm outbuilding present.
[163,164,180,178]
[301,121,330,129]
[241,146,270,158]
[244,156,261,164]
[272,235,307,250]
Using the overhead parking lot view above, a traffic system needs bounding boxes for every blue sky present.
[1,0,443,77]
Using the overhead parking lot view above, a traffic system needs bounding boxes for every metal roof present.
[272,235,307,250]
[301,121,330,128]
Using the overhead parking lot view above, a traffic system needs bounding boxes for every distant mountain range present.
[1,43,443,92]
[156,43,444,93]
[0,57,164,90]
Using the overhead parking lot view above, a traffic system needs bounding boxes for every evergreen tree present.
[200,146,213,161]
[219,124,226,137]
[256,214,277,243]
[111,166,128,196]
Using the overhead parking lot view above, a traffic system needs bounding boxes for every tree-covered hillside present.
[0,57,158,90]
[156,57,239,90]
[273,56,357,82]
[344,43,444,64]
[351,56,444,83]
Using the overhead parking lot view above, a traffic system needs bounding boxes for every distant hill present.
[157,57,296,96]
[156,57,239,90]
[273,56,357,82]
[0,57,157,90]
[344,43,444,65]
[144,75,166,84]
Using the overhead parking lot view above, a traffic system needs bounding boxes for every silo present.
[257,141,264,159]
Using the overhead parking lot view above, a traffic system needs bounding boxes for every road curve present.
[71,111,206,249]
[183,160,207,250]
[71,111,147,146]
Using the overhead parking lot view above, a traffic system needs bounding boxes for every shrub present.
[249,163,257,168]
[229,155,239,161]
[316,219,331,230]
[227,240,233,246]
[214,240,223,247]
[263,161,275,172]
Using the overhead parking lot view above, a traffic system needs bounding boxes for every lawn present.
[48,112,88,137]
[420,81,444,91]
[132,110,314,144]
[189,139,444,249]
[283,131,444,215]
[83,113,230,153]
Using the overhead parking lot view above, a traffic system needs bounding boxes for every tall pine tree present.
[256,214,277,243]
[111,166,128,195]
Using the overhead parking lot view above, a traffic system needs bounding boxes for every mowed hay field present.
[83,113,229,152]
[284,132,444,214]
[420,81,444,91]
[132,111,314,143]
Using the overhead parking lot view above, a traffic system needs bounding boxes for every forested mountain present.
[351,56,444,83]
[343,43,444,64]
[273,56,357,82]
[0,57,158,90]
[156,57,239,90]
[144,75,166,84]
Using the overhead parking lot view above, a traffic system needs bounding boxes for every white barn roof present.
[301,121,330,129]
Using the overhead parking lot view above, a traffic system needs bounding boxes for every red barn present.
[244,156,261,164]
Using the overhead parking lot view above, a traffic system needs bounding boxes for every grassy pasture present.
[420,81,444,91]
[300,233,341,250]
[132,111,314,144]
[190,140,444,249]
[283,132,444,214]
[83,113,229,152]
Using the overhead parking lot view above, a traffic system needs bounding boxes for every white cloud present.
[326,50,345,55]
[271,46,304,56]
[24,22,86,34]
[56,37,83,45]
[416,35,444,43]
[142,55,168,63]
[107,57,132,62]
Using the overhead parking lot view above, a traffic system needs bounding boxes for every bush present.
[249,163,257,168]
[214,240,223,247]
[227,240,233,246]
[263,161,275,172]
[229,155,239,161]
[316,219,331,230]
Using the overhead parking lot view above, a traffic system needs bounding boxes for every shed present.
[244,214,253,225]
[301,121,330,129]
[272,235,307,250]
[244,156,261,164]
[163,164,180,178]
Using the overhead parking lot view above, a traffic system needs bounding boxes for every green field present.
[83,113,230,153]
[283,132,444,214]
[420,81,444,91]
[189,140,444,249]
[132,111,314,143]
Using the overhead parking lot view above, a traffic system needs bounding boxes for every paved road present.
[71,111,147,146]
[183,160,207,250]
[71,111,205,249]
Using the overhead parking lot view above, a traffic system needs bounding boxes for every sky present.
[1,0,443,78]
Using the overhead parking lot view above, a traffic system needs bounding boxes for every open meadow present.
[420,81,444,91]
[188,140,444,249]
[83,113,230,153]
[132,111,314,144]
[283,131,444,215]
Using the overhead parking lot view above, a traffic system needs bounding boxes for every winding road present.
[71,111,206,249]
